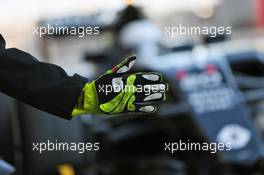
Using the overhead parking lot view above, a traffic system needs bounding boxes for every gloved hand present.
[72,55,168,116]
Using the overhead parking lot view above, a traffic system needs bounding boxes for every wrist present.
[71,81,100,116]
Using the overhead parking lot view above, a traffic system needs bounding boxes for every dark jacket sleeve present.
[0,34,88,119]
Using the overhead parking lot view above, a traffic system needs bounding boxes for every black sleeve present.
[0,34,88,120]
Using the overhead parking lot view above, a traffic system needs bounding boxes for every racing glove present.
[72,55,168,116]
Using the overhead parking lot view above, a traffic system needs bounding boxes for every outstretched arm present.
[0,34,168,120]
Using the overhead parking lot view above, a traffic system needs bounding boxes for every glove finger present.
[133,72,167,102]
[125,95,156,113]
[106,55,136,75]
[134,104,157,113]
[135,91,166,103]
[134,72,163,84]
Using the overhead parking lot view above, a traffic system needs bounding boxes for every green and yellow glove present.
[72,55,168,116]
